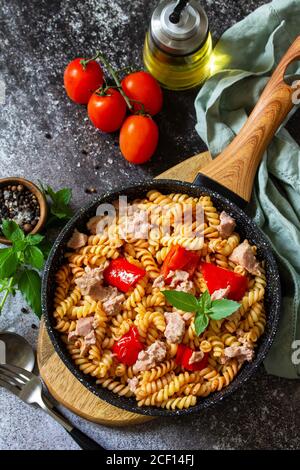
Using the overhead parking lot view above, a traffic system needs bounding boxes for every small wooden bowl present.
[0,177,48,245]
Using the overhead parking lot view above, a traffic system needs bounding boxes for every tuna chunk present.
[153,270,194,294]
[152,275,165,289]
[189,350,204,365]
[75,317,94,337]
[67,316,96,356]
[79,330,96,356]
[217,211,236,238]
[229,240,261,275]
[75,265,108,300]
[211,286,230,301]
[169,270,194,294]
[164,312,185,344]
[133,340,167,373]
[169,270,189,286]
[67,229,88,250]
[174,279,195,294]
[127,377,139,393]
[87,216,102,234]
[221,344,254,364]
[102,288,125,316]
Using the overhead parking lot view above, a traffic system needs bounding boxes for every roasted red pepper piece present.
[176,344,208,372]
[161,245,200,281]
[112,326,144,366]
[200,262,248,301]
[104,258,146,293]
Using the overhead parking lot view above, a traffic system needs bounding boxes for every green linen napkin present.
[195,0,300,378]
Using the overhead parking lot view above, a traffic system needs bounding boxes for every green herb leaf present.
[0,277,16,295]
[24,246,45,270]
[13,239,28,252]
[196,290,212,312]
[2,220,25,243]
[38,238,53,258]
[161,290,199,312]
[209,299,240,320]
[0,248,19,278]
[52,188,72,206]
[26,234,45,246]
[194,313,209,336]
[18,270,42,318]
[51,203,73,219]
[41,184,73,223]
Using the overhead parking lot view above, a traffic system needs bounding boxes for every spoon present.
[0,331,35,372]
[0,330,103,450]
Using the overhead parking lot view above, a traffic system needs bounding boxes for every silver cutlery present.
[0,361,104,450]
[0,331,35,371]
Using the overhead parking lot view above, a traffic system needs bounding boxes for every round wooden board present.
[37,151,212,426]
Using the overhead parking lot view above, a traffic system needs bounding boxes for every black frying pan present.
[42,37,300,417]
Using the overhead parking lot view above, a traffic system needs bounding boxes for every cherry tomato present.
[161,245,200,281]
[200,262,248,301]
[103,258,146,293]
[119,115,159,164]
[87,88,127,133]
[113,327,144,366]
[176,345,209,372]
[121,71,163,116]
[64,58,104,105]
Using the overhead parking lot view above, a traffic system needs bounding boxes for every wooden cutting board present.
[37,151,212,426]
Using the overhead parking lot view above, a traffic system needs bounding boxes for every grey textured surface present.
[0,0,300,451]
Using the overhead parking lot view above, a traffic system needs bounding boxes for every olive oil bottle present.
[143,0,212,90]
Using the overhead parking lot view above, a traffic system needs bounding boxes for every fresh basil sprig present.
[162,289,240,336]
[39,183,73,227]
[0,220,48,317]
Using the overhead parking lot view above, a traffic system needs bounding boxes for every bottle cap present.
[150,0,209,56]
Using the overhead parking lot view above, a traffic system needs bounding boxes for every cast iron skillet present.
[42,37,300,417]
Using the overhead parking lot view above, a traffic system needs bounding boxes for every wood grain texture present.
[37,150,212,426]
[199,36,300,202]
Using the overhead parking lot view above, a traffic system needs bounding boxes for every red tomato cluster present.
[64,57,163,164]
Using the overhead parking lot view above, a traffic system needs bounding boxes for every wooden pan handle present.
[198,36,300,202]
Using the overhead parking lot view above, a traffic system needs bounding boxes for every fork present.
[0,363,104,450]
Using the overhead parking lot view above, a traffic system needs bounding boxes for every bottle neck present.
[169,0,189,24]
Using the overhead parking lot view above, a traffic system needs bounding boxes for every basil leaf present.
[24,246,45,270]
[38,238,53,258]
[48,187,73,219]
[41,184,73,225]
[53,188,72,206]
[26,234,44,246]
[2,220,25,243]
[51,203,73,219]
[0,248,18,278]
[162,290,199,312]
[13,239,28,252]
[197,290,212,312]
[209,299,241,320]
[18,270,42,318]
[194,313,209,336]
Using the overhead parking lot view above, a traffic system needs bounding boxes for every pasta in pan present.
[52,191,266,410]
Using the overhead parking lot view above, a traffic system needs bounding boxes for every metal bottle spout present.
[169,0,189,24]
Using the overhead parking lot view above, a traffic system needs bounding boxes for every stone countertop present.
[1,0,300,451]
